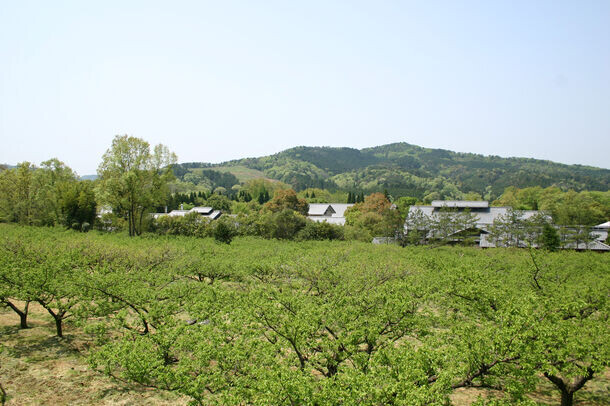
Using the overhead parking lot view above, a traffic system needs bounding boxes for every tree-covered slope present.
[175,143,610,200]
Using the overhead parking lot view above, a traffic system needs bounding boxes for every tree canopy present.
[96,135,177,236]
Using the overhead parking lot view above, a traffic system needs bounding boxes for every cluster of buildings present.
[403,200,609,251]
[147,199,609,251]
[153,203,356,225]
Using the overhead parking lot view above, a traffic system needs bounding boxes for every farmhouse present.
[152,206,222,220]
[405,200,610,251]
[592,221,609,241]
[307,203,354,226]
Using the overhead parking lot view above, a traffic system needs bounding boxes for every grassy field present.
[210,165,273,182]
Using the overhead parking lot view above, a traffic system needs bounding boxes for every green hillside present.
[173,143,610,200]
[213,165,273,183]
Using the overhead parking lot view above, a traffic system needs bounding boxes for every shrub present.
[297,221,344,241]
[213,218,237,244]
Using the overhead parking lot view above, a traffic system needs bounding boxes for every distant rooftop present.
[431,200,489,209]
[307,203,354,217]
[190,206,213,214]
[308,204,336,216]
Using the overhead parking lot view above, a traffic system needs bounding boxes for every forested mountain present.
[174,143,610,201]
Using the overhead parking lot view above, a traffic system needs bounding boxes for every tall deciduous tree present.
[96,135,177,236]
[0,159,77,225]
[264,189,308,215]
[58,180,97,230]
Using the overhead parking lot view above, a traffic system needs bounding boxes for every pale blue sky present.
[1,1,609,175]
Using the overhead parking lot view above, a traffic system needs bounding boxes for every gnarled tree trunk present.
[544,369,594,406]
[2,299,29,329]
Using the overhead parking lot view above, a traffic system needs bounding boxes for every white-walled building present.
[307,203,354,226]
[404,200,609,251]
[152,206,222,220]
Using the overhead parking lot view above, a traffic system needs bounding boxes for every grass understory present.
[0,305,187,406]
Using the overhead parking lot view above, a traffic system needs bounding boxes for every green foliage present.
[96,135,177,236]
[296,221,345,241]
[0,159,78,226]
[494,186,609,226]
[345,193,404,238]
[1,225,608,406]
[394,196,418,216]
[151,213,210,237]
[298,188,332,203]
[270,209,307,239]
[242,178,287,204]
[540,223,561,251]
[205,194,231,212]
[177,143,609,199]
[58,180,97,230]
[264,189,309,216]
[213,218,236,244]
[177,167,239,191]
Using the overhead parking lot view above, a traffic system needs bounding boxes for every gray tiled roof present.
[328,204,354,217]
[190,206,213,214]
[307,203,354,217]
[308,204,335,216]
[431,200,489,208]
[168,210,189,217]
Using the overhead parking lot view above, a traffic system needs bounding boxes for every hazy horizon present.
[2,1,609,174]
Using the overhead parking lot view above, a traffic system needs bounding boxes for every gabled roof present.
[431,200,489,208]
[190,206,213,214]
[328,203,354,217]
[308,204,335,216]
[307,203,354,217]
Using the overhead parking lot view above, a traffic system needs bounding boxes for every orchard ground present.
[2,304,608,405]
[0,226,608,405]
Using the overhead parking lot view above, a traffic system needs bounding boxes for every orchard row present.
[0,224,608,406]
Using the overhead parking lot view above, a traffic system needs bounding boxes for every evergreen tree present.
[540,223,560,251]
[258,189,270,204]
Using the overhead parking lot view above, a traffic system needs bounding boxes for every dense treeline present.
[180,143,609,199]
[1,136,608,247]
[0,159,96,230]
[2,161,608,246]
[0,225,608,405]
[492,186,610,226]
